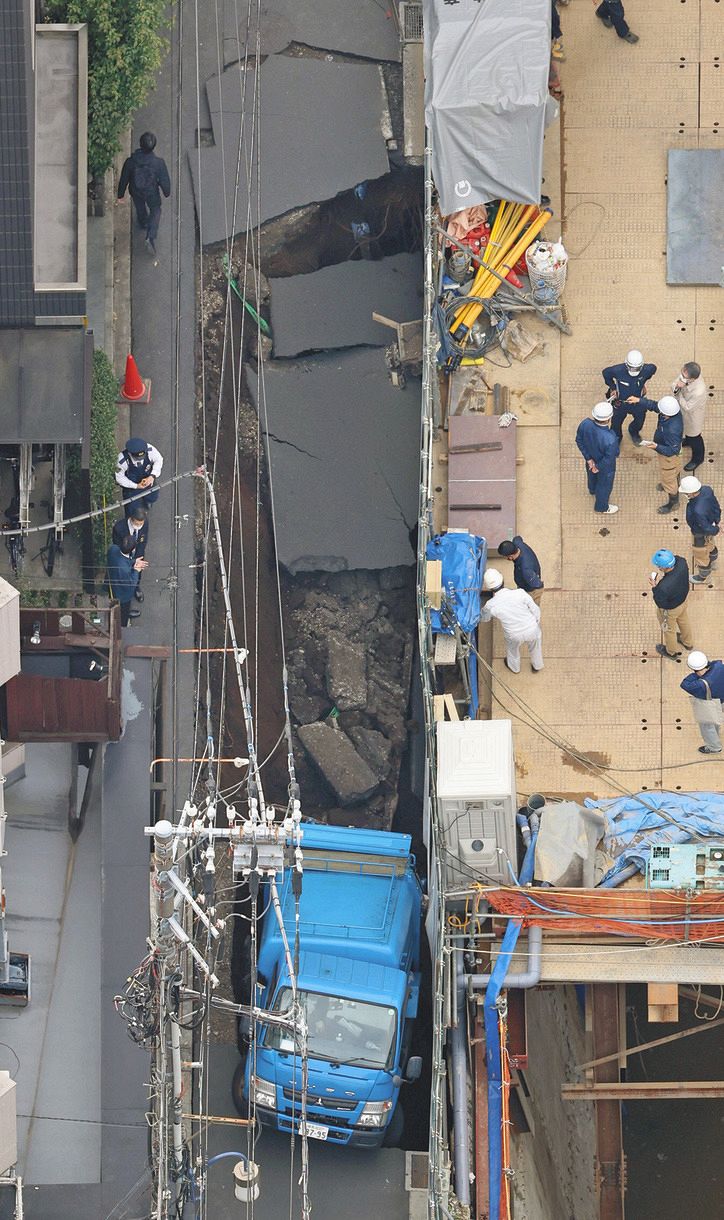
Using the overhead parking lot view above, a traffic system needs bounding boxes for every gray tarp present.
[423,0,551,214]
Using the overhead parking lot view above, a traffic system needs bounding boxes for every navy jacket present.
[642,401,683,455]
[107,544,139,604]
[575,419,620,472]
[117,149,171,204]
[510,535,543,592]
[602,361,656,402]
[685,486,721,537]
[112,515,149,558]
[681,660,724,702]
[652,556,689,609]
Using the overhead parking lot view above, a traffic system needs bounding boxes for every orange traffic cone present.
[120,353,149,402]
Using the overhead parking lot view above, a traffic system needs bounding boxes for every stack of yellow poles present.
[451,201,553,338]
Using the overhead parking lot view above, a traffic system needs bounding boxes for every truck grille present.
[282,1086,357,1112]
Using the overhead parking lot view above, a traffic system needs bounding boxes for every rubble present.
[326,637,367,710]
[298,721,379,806]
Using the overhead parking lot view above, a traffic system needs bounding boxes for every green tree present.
[45,0,171,177]
[89,349,120,566]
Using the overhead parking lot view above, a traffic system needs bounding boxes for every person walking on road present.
[115,437,164,510]
[680,652,724,755]
[480,568,544,673]
[498,536,545,606]
[601,349,656,444]
[112,505,149,603]
[107,536,148,627]
[117,132,171,256]
[680,476,720,584]
[649,549,693,660]
[639,396,683,514]
[672,362,708,472]
[594,0,639,43]
[575,402,620,515]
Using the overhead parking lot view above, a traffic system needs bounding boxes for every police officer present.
[497,536,544,606]
[679,475,720,584]
[112,504,149,602]
[680,652,724,754]
[601,349,656,444]
[115,437,164,509]
[575,401,620,514]
[639,396,683,514]
[649,549,693,660]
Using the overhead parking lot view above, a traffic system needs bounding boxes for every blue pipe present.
[484,816,538,1220]
[207,1151,248,1167]
[598,861,640,888]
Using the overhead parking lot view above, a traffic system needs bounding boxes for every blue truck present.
[233,822,423,1147]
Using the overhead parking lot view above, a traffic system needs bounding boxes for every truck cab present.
[237,823,423,1147]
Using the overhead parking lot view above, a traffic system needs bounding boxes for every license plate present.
[303,1122,329,1141]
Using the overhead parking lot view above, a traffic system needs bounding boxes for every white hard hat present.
[687,651,709,671]
[592,401,613,422]
[658,396,680,416]
[626,349,644,371]
[679,475,702,494]
[482,567,504,592]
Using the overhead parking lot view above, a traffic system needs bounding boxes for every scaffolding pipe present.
[451,952,471,1208]
[465,924,543,992]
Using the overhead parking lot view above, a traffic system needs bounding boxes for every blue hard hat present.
[652,549,675,569]
[126,437,148,454]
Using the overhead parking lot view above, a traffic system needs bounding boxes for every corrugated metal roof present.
[0,0,34,327]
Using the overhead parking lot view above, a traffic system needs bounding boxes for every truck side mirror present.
[405,1056,422,1082]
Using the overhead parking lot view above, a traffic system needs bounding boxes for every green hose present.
[221,253,271,336]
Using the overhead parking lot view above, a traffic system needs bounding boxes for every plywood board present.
[563,63,699,130]
[564,260,697,326]
[565,195,667,263]
[563,129,690,195]
[559,0,699,62]
[492,658,659,724]
[699,64,724,129]
[491,590,654,658]
[515,427,562,588]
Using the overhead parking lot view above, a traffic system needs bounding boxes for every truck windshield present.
[266,988,397,1070]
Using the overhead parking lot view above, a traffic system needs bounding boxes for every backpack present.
[131,157,158,200]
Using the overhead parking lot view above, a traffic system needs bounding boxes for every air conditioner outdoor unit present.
[435,719,517,889]
[647,842,724,890]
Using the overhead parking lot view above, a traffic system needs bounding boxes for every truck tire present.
[383,1103,404,1148]
[231,1061,248,1118]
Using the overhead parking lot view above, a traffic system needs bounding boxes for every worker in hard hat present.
[601,350,656,445]
[680,476,720,584]
[638,397,683,514]
[574,402,620,515]
[672,361,708,473]
[649,550,694,660]
[680,652,724,754]
[480,568,543,673]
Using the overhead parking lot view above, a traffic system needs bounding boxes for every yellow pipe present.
[455,204,538,330]
[452,207,553,333]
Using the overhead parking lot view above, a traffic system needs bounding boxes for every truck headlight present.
[250,1074,276,1109]
[358,1099,393,1128]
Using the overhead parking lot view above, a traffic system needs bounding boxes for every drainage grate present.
[405,1150,429,1192]
[401,2,424,41]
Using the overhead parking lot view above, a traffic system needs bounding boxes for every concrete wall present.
[509,986,597,1220]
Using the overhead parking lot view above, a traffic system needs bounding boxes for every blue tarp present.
[426,531,487,635]
[586,791,724,883]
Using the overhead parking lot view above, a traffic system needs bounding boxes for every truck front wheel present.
[382,1103,404,1148]
[231,1061,248,1118]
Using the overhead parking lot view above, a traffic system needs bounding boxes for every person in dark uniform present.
[649,549,693,660]
[575,401,620,514]
[681,652,724,754]
[107,536,148,627]
[639,396,683,514]
[112,505,149,603]
[117,132,171,254]
[601,349,656,444]
[679,476,720,584]
[115,437,163,510]
[595,0,638,43]
[497,536,545,606]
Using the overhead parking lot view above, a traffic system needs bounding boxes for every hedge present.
[89,349,119,567]
[45,0,171,177]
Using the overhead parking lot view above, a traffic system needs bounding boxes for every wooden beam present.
[647,982,679,1023]
[473,1014,490,1220]
[124,644,171,659]
[443,693,459,721]
[425,559,443,610]
[564,1081,724,1101]
[575,1014,724,1073]
[591,984,624,1220]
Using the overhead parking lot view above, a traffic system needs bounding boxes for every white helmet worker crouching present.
[482,568,504,592]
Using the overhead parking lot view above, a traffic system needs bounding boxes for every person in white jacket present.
[672,361,708,473]
[480,568,543,673]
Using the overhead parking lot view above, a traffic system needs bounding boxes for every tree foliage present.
[45,0,171,176]
[89,349,120,565]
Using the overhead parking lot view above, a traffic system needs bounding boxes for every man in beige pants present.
[640,396,683,515]
[649,549,694,660]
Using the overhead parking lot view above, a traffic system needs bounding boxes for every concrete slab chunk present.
[191,57,390,243]
[223,0,400,63]
[298,721,379,805]
[270,254,423,357]
[326,637,367,710]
